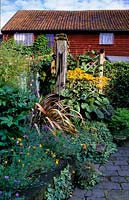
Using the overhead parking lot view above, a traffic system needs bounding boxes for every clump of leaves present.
[108,108,129,140]
[105,61,129,108]
[32,94,83,134]
[0,39,30,88]
[0,85,36,148]
[76,161,101,189]
[44,165,73,200]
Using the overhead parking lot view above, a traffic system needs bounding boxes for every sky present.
[1,0,129,30]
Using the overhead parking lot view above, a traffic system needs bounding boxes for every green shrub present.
[61,67,112,121]
[0,128,56,200]
[108,108,129,140]
[76,161,101,189]
[32,34,51,56]
[44,165,73,200]
[0,85,36,147]
[0,39,30,88]
[105,61,129,108]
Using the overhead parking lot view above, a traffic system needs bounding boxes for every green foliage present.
[0,85,36,147]
[0,39,30,88]
[105,61,129,108]
[30,35,55,95]
[41,121,116,165]
[67,54,77,70]
[61,85,113,121]
[108,108,129,140]
[44,165,73,200]
[85,121,117,163]
[62,54,113,121]
[0,128,56,200]
[76,161,101,189]
[32,35,51,56]
[77,50,99,74]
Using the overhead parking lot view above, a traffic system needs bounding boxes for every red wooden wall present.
[2,32,129,57]
[67,33,129,57]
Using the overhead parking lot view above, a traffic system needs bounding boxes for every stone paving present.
[70,141,129,200]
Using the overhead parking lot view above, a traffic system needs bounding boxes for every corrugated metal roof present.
[2,10,129,32]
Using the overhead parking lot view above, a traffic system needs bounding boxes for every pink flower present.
[23,135,28,139]
[15,193,19,197]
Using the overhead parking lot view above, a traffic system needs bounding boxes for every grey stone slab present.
[109,156,117,161]
[120,166,129,170]
[105,165,121,171]
[85,189,105,198]
[121,183,129,190]
[101,182,121,189]
[86,198,106,200]
[70,187,86,199]
[118,170,129,176]
[102,170,118,176]
[106,190,129,200]
[111,176,127,183]
[117,150,129,155]
[114,161,128,165]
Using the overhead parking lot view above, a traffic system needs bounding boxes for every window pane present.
[99,33,114,44]
[14,33,34,46]
[46,34,54,47]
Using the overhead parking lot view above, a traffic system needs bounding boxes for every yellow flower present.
[18,138,22,142]
[27,152,30,156]
[19,143,23,147]
[4,160,8,164]
[18,159,21,163]
[56,159,59,165]
[22,163,25,167]
[51,152,56,158]
[39,144,43,148]
[32,146,36,149]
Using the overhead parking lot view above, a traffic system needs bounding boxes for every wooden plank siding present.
[2,32,129,57]
[67,33,129,57]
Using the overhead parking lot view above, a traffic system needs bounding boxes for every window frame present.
[45,34,55,47]
[99,33,114,45]
[14,33,34,46]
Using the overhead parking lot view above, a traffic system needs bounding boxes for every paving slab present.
[70,140,129,200]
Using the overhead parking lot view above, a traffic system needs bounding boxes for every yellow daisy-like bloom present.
[19,143,23,147]
[56,159,59,165]
[39,144,43,148]
[95,77,111,89]
[67,67,111,90]
[4,160,8,164]
[18,138,22,142]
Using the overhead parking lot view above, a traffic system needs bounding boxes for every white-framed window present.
[99,33,114,45]
[14,33,34,46]
[46,34,54,47]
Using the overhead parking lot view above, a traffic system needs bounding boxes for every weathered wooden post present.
[99,49,105,93]
[55,33,68,94]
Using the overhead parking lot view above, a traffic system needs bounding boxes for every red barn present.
[1,10,129,59]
